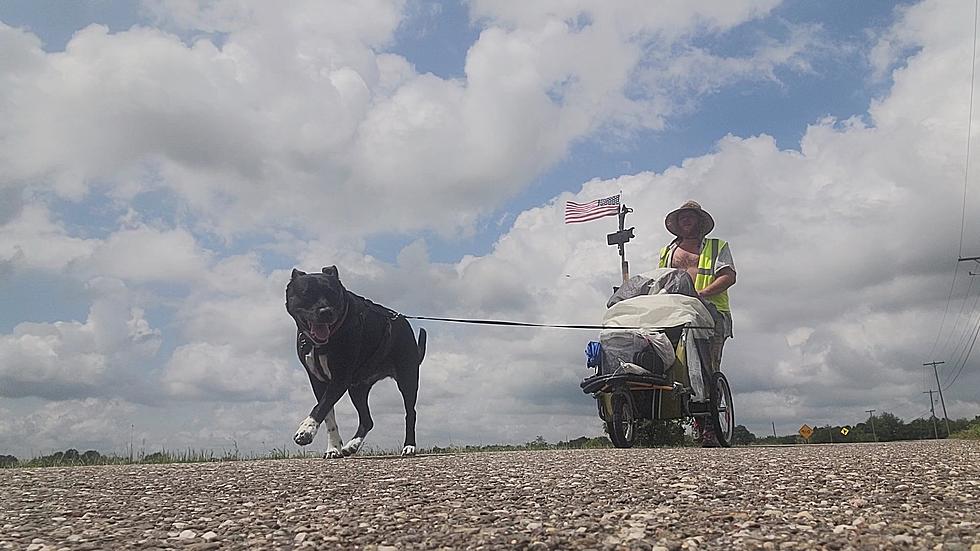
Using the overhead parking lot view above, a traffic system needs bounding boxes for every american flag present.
[564,194,621,224]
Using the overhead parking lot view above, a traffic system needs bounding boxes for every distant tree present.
[81,450,103,464]
[142,452,169,463]
[732,425,756,445]
[0,454,18,468]
[873,412,903,441]
[634,419,686,446]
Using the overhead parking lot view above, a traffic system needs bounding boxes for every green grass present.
[1,437,612,469]
[950,422,980,440]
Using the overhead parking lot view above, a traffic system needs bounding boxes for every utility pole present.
[866,409,878,442]
[923,361,952,437]
[772,422,777,438]
[922,390,940,439]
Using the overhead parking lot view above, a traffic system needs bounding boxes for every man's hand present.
[698,268,736,297]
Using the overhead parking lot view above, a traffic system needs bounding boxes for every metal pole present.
[618,205,629,284]
[923,390,939,439]
[924,361,952,437]
[772,422,777,438]
[865,409,877,442]
[957,256,980,262]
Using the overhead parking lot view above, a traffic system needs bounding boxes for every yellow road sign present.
[840,427,850,436]
[799,424,813,439]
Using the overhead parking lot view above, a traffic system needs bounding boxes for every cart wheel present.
[709,372,734,447]
[606,390,636,448]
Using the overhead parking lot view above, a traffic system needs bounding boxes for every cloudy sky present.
[2,0,979,458]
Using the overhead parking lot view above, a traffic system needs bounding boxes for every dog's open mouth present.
[307,321,331,344]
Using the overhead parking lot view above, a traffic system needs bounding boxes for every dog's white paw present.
[293,416,319,446]
[401,445,416,457]
[324,447,343,459]
[341,437,363,457]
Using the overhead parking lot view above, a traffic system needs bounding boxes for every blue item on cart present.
[586,341,602,368]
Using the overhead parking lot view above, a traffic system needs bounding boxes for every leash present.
[402,314,714,332]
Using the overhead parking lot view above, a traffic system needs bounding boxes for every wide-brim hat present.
[665,200,715,237]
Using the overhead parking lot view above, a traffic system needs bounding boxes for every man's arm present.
[699,266,735,298]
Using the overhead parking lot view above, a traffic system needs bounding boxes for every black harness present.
[303,293,403,381]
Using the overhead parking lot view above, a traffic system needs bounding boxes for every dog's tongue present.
[310,322,330,342]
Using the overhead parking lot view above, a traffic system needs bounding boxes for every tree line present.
[630,412,980,447]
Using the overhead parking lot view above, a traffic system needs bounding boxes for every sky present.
[2,0,979,458]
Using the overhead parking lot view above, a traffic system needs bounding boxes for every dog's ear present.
[291,268,306,280]
[322,265,339,278]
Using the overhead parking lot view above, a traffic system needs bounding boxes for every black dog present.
[286,266,426,457]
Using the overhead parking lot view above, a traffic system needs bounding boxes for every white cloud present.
[80,225,211,282]
[0,203,97,273]
[0,1,822,238]
[0,278,161,401]
[161,342,301,401]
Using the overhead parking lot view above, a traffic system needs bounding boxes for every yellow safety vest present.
[659,238,731,313]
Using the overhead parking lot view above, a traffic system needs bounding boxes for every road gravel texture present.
[1,440,978,550]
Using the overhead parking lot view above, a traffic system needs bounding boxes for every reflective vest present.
[659,238,731,313]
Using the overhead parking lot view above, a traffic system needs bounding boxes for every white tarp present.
[602,294,715,338]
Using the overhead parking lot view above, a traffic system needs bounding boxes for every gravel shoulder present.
[2,440,979,550]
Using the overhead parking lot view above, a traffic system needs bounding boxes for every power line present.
[959,0,980,259]
[943,313,980,389]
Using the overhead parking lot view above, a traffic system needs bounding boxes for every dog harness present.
[302,295,403,381]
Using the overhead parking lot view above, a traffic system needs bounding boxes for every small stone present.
[294,533,307,543]
[892,535,914,545]
[527,522,542,530]
[178,529,196,540]
[202,531,218,541]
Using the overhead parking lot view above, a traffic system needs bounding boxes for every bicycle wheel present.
[709,372,734,447]
[606,390,636,448]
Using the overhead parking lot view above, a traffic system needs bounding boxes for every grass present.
[950,422,980,440]
[1,437,612,469]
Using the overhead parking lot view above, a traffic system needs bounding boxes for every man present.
[658,200,736,447]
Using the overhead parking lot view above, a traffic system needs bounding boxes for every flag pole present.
[619,205,629,283]
[607,203,634,284]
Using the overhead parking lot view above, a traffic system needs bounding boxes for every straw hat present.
[665,200,715,237]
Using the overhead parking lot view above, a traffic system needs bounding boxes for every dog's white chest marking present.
[304,351,332,383]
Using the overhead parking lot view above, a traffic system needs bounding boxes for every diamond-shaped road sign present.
[840,427,850,436]
[799,424,813,439]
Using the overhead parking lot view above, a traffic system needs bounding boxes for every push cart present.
[580,269,735,448]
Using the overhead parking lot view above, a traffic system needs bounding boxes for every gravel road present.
[2,440,978,550]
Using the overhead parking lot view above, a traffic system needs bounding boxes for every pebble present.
[0,441,977,549]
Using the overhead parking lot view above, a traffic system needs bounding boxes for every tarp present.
[603,294,715,339]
